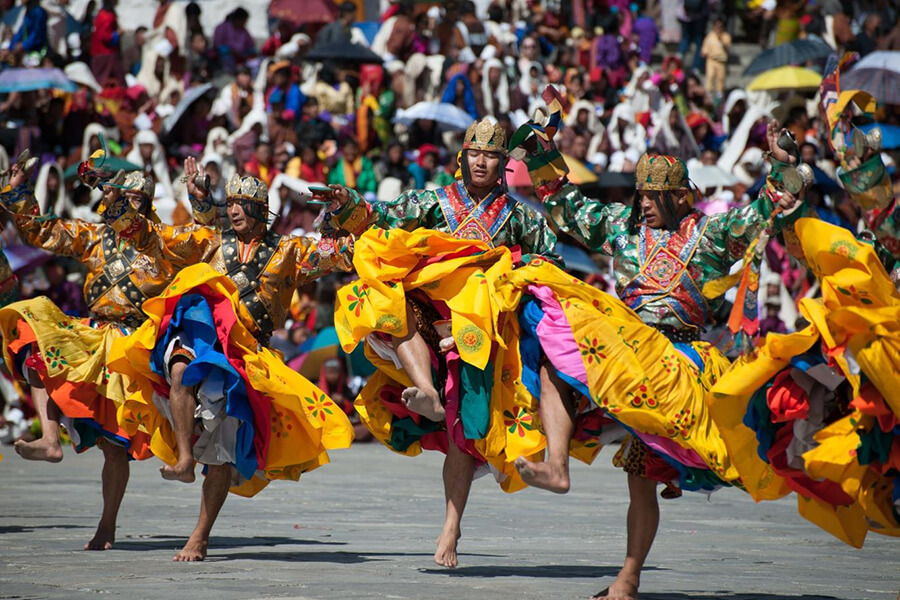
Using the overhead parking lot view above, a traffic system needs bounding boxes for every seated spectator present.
[327,138,376,196]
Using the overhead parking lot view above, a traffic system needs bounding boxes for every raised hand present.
[766,120,795,165]
[7,163,26,190]
[183,157,208,199]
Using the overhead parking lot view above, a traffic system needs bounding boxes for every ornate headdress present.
[463,118,507,155]
[226,173,268,202]
[635,153,689,192]
[225,174,269,223]
[122,171,156,199]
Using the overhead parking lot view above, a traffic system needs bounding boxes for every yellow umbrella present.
[748,66,823,91]
[562,153,598,185]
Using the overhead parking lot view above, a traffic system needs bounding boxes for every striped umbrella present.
[840,68,900,105]
[743,38,834,76]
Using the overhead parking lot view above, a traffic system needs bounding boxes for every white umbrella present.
[690,165,738,190]
[852,51,900,75]
[394,102,474,131]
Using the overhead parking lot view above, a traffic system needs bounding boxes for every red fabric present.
[850,383,899,433]
[417,143,440,167]
[91,9,118,57]
[766,425,855,506]
[686,112,710,130]
[766,370,810,423]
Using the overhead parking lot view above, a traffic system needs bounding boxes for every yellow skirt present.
[109,263,353,497]
[0,297,152,458]
[711,218,900,547]
[494,258,740,491]
[337,227,558,492]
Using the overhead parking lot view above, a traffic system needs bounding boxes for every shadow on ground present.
[638,593,845,600]
[113,535,344,552]
[0,524,89,534]
[420,565,635,578]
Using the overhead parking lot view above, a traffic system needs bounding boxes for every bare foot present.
[434,527,460,568]
[515,456,570,493]
[592,575,639,600]
[160,461,196,483]
[84,526,115,551]
[401,387,445,421]
[14,438,63,463]
[173,536,208,562]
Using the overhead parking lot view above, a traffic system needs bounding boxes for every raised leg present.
[160,357,196,483]
[515,364,575,493]
[393,302,444,421]
[434,436,476,568]
[14,378,63,462]
[593,474,660,600]
[85,441,130,550]
[173,463,231,562]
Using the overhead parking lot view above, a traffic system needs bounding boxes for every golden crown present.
[635,153,689,191]
[122,171,155,198]
[463,118,507,155]
[225,174,268,203]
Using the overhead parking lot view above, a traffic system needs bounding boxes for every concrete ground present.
[0,443,896,600]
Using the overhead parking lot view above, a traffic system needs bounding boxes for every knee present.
[169,358,190,390]
[101,441,129,461]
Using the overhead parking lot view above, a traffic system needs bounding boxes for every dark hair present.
[339,1,356,15]
[461,1,476,14]
[186,2,201,17]
[488,4,503,21]
[800,142,818,157]
[229,7,249,22]
[136,25,148,34]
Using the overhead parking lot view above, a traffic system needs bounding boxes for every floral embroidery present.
[829,240,858,260]
[667,409,696,440]
[503,407,534,437]
[835,284,874,305]
[346,283,370,317]
[304,393,335,422]
[375,313,403,332]
[45,347,67,369]
[578,337,607,364]
[456,324,484,353]
[626,380,658,409]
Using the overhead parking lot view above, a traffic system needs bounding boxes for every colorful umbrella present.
[839,68,900,105]
[269,0,338,25]
[747,66,822,92]
[743,38,834,76]
[851,51,900,74]
[0,68,76,93]
[689,165,738,190]
[394,102,474,131]
[163,83,215,135]
[296,327,340,379]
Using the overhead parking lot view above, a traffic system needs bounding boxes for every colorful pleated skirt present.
[108,263,354,497]
[495,258,742,493]
[0,296,152,459]
[337,228,574,492]
[711,218,900,547]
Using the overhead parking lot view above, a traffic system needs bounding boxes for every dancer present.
[318,118,576,569]
[0,163,201,551]
[109,161,355,562]
[500,116,805,599]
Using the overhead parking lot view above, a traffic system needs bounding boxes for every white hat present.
[385,60,405,75]
[64,62,102,93]
[66,32,82,57]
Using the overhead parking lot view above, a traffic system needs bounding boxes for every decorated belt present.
[651,325,701,344]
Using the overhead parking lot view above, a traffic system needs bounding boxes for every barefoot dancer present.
[109,165,355,561]
[319,118,568,568]
[0,161,211,551]
[501,119,805,599]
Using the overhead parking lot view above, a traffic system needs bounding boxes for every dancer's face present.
[125,191,146,213]
[227,199,256,235]
[465,150,500,189]
[638,190,690,229]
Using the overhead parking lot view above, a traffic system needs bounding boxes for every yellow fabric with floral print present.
[109,263,354,497]
[711,218,900,546]
[339,228,549,492]
[495,258,740,484]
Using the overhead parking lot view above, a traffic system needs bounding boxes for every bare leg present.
[434,436,475,568]
[14,378,63,462]
[173,463,231,562]
[593,474,659,600]
[85,442,130,550]
[515,364,575,493]
[394,303,444,421]
[160,358,196,483]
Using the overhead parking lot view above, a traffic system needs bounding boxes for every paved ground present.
[0,443,896,600]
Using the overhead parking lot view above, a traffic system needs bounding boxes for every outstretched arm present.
[315,184,444,237]
[539,178,631,256]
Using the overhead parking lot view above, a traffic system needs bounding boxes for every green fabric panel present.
[459,360,493,440]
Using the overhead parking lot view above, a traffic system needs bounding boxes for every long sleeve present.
[144,220,220,267]
[862,197,900,259]
[327,188,445,237]
[540,180,631,255]
[1,184,100,259]
[290,234,355,283]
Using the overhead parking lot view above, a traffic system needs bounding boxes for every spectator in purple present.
[631,6,659,65]
[213,8,257,74]
[591,13,626,88]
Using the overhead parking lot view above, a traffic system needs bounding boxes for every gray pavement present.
[0,443,896,600]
